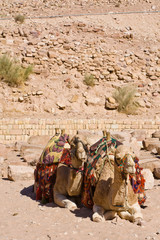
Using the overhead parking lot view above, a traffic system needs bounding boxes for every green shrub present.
[14,14,25,24]
[113,85,139,115]
[83,73,95,87]
[0,54,33,86]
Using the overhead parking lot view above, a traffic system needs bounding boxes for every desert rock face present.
[0,0,160,120]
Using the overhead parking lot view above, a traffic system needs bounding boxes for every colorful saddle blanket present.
[34,133,71,202]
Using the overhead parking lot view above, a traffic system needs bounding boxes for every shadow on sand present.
[20,184,36,201]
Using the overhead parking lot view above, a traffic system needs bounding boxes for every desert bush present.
[14,14,25,23]
[83,73,95,87]
[113,85,139,115]
[0,54,33,86]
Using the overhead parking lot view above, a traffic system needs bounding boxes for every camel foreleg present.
[92,205,105,222]
[118,202,143,225]
[54,190,77,211]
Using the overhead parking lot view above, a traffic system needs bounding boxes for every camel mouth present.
[125,168,136,175]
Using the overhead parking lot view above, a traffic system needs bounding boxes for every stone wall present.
[0,118,160,144]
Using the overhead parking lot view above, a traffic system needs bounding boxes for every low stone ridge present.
[0,129,159,184]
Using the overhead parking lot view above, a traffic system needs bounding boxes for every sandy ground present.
[0,178,160,240]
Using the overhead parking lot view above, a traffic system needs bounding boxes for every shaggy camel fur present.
[92,145,143,224]
[53,134,89,210]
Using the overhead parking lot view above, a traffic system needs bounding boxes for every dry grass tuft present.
[83,73,95,87]
[0,54,33,87]
[14,14,25,24]
[113,85,139,115]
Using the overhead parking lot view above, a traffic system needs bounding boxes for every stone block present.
[0,144,9,159]
[8,165,34,181]
[141,169,154,190]
[142,138,160,150]
[27,135,51,147]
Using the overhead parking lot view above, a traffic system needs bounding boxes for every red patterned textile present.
[34,148,71,202]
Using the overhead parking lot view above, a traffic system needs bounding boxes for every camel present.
[34,131,90,204]
[53,133,90,210]
[92,145,144,224]
[53,131,121,210]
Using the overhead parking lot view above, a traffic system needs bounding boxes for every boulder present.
[152,130,160,139]
[20,144,43,165]
[27,135,51,147]
[22,151,41,166]
[153,165,160,179]
[85,96,101,106]
[77,130,103,146]
[0,144,9,159]
[142,138,160,151]
[105,98,118,110]
[131,130,147,141]
[140,160,160,173]
[111,131,131,143]
[141,169,154,190]
[157,147,160,155]
[20,144,44,155]
[8,165,34,181]
[14,142,26,152]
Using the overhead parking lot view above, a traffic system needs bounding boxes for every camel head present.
[115,145,136,175]
[69,135,89,169]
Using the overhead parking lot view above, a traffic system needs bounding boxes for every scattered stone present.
[36,90,43,96]
[18,96,24,102]
[85,96,101,106]
[105,98,118,110]
[56,101,66,110]
[69,94,79,103]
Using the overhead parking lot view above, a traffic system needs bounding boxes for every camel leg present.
[104,210,117,220]
[92,205,105,222]
[118,211,134,222]
[129,202,143,225]
[54,190,77,211]
[118,203,143,225]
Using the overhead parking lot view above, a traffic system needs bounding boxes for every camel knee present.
[54,191,77,210]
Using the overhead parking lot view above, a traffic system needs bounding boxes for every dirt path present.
[0,178,160,240]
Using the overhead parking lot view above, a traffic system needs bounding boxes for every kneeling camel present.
[92,145,144,224]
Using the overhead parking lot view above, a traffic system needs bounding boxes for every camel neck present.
[111,164,129,209]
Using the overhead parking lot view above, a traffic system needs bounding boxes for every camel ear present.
[103,130,107,137]
[103,131,111,141]
[55,128,60,134]
[61,129,65,135]
[68,135,77,147]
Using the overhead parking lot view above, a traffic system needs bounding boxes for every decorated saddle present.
[34,133,71,202]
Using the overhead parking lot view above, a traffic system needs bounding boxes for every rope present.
[0,10,159,21]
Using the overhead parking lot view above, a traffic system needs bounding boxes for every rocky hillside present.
[0,0,160,119]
